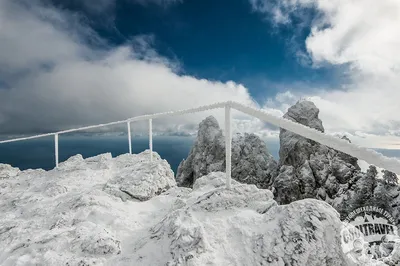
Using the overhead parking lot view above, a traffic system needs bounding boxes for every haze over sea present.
[0,135,399,174]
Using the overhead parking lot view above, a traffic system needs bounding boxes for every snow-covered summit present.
[0,151,175,265]
[0,151,350,265]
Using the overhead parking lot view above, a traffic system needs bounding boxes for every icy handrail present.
[1,101,400,185]
[0,102,227,144]
[230,101,400,175]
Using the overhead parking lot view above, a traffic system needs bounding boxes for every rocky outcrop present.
[176,100,400,227]
[176,116,225,187]
[231,133,278,187]
[128,172,349,266]
[273,100,400,226]
[176,116,278,188]
[273,100,360,205]
[104,151,176,201]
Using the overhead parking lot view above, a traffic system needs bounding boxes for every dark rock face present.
[273,100,360,205]
[273,100,400,225]
[231,132,278,187]
[176,116,278,188]
[176,100,400,226]
[176,116,225,187]
[279,100,324,167]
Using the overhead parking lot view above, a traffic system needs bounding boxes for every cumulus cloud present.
[0,0,257,136]
[251,0,400,149]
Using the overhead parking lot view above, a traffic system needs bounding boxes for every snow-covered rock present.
[176,116,225,187]
[273,100,360,206]
[231,133,278,187]
[120,172,348,266]
[273,100,400,227]
[0,163,20,179]
[0,151,176,265]
[176,116,278,188]
[104,152,176,201]
[0,154,349,265]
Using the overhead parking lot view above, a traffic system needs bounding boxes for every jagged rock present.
[273,100,360,205]
[273,165,299,204]
[176,116,225,187]
[273,100,400,230]
[231,132,278,187]
[279,100,324,167]
[127,172,348,266]
[176,116,278,188]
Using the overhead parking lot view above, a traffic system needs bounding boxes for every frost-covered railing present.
[1,101,400,189]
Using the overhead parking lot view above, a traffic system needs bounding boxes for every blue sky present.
[0,0,399,149]
[48,0,341,101]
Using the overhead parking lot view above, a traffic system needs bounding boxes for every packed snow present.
[0,151,354,265]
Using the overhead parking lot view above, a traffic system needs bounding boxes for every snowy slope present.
[0,151,176,265]
[0,151,351,266]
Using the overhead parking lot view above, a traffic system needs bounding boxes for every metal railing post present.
[54,134,59,168]
[149,118,153,162]
[225,104,232,189]
[127,121,132,154]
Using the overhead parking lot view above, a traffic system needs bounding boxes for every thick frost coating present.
[274,100,361,205]
[272,100,400,227]
[122,172,348,266]
[0,163,20,179]
[0,155,349,266]
[0,151,175,265]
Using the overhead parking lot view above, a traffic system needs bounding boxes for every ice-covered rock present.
[104,152,176,201]
[0,151,177,265]
[176,116,278,188]
[231,132,278,187]
[120,172,348,266]
[0,154,350,266]
[0,163,20,179]
[279,100,324,167]
[176,116,225,187]
[273,100,400,227]
[273,101,358,206]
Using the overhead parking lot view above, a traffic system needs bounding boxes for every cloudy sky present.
[0,0,399,149]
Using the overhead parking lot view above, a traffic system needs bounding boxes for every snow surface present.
[0,151,352,266]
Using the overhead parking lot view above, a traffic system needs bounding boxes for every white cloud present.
[251,0,400,149]
[2,0,400,152]
[0,0,256,136]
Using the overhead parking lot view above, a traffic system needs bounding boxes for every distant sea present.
[0,136,197,174]
[0,135,398,174]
